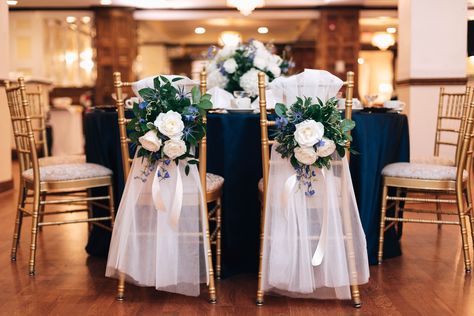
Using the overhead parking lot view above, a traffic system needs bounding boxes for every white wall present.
[137,45,171,79]
[0,1,12,184]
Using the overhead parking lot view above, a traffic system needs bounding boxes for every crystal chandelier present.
[227,0,265,16]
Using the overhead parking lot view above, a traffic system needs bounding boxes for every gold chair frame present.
[377,90,474,273]
[6,78,116,276]
[256,71,361,307]
[112,71,219,303]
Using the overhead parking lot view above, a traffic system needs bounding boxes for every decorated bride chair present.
[106,71,223,303]
[256,70,369,307]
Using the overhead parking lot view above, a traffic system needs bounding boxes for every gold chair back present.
[5,78,41,183]
[258,71,355,197]
[26,85,49,157]
[434,87,473,164]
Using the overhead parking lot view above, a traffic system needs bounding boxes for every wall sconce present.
[371,32,395,50]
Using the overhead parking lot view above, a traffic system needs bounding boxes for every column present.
[316,8,360,95]
[397,0,467,159]
[0,1,13,192]
[94,7,137,105]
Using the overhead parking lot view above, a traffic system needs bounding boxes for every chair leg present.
[216,196,222,280]
[256,202,266,306]
[87,189,93,232]
[29,190,41,276]
[11,186,26,261]
[116,273,126,301]
[377,184,389,264]
[464,187,474,246]
[108,185,116,228]
[435,194,442,230]
[350,285,362,308]
[456,187,471,273]
[38,192,46,232]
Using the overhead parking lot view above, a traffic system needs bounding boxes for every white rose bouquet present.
[127,76,213,178]
[207,39,294,97]
[274,96,355,196]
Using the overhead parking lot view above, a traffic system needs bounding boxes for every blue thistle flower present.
[276,116,288,129]
[139,101,148,110]
[139,118,146,124]
[293,111,303,121]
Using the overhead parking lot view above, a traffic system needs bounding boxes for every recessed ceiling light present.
[195,27,206,34]
[386,27,397,34]
[357,57,365,65]
[81,16,91,24]
[100,0,112,5]
[257,27,269,34]
[7,0,18,5]
[66,16,77,23]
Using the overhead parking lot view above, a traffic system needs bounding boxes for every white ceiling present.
[13,0,398,8]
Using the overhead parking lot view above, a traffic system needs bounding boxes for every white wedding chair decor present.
[256,69,369,307]
[106,72,219,303]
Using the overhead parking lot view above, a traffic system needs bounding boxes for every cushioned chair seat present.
[39,154,86,167]
[206,173,224,192]
[23,163,112,182]
[411,156,454,166]
[382,162,467,181]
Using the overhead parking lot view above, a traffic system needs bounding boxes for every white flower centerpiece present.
[207,39,293,98]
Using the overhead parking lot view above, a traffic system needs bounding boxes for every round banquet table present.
[83,109,409,277]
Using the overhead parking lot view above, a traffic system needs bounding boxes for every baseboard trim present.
[396,77,467,86]
[0,179,14,193]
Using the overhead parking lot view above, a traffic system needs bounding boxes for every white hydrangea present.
[207,69,229,89]
[251,40,265,50]
[239,68,268,97]
[218,45,237,59]
[268,64,281,77]
[223,58,238,74]
[253,49,272,70]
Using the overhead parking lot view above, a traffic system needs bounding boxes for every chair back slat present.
[113,72,133,181]
[456,97,474,182]
[5,78,40,185]
[199,71,208,196]
[434,87,472,161]
[26,85,49,157]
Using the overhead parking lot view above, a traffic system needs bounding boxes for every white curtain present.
[262,69,370,299]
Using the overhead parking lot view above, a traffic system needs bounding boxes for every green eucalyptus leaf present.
[201,94,212,101]
[191,86,201,104]
[275,103,287,117]
[153,77,161,90]
[139,88,156,102]
[172,77,184,82]
[199,99,213,110]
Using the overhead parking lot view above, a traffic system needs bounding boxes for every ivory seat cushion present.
[382,162,467,181]
[411,156,454,166]
[206,173,224,192]
[23,163,112,182]
[39,154,86,167]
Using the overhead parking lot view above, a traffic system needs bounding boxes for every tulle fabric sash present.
[262,145,370,299]
[105,155,209,296]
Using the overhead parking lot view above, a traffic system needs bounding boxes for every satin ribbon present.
[281,167,328,267]
[151,162,183,230]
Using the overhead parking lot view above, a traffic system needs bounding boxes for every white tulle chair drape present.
[105,75,209,296]
[262,69,370,299]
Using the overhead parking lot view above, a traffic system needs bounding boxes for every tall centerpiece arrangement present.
[207,39,293,97]
[127,76,213,177]
[274,96,355,196]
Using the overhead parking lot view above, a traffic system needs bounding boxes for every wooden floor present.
[1,163,474,315]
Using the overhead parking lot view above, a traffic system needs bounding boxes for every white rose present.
[138,130,162,152]
[223,58,238,74]
[294,146,318,165]
[154,110,184,139]
[268,64,281,77]
[294,120,324,147]
[317,138,336,157]
[163,139,187,159]
[239,68,268,97]
[253,49,272,69]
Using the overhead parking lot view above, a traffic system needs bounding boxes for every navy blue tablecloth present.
[84,110,409,275]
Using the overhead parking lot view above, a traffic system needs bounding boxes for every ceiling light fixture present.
[371,32,395,50]
[257,26,268,34]
[386,27,397,34]
[100,0,112,5]
[357,57,365,65]
[227,0,265,16]
[218,31,242,47]
[194,27,206,35]
[6,0,18,5]
[66,16,77,23]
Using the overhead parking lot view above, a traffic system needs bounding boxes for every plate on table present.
[226,108,255,114]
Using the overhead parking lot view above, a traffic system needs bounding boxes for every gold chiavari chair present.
[256,71,361,307]
[112,71,223,302]
[6,77,116,276]
[377,96,474,272]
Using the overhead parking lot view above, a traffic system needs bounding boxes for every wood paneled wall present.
[94,7,137,105]
[316,9,360,95]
